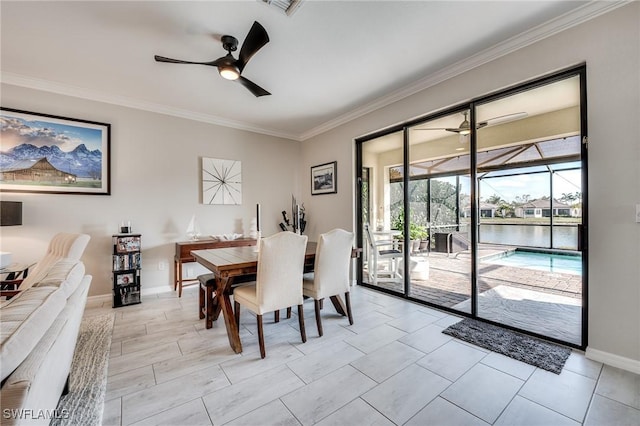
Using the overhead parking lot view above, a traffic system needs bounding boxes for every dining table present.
[191,242,359,354]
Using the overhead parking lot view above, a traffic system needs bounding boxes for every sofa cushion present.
[0,286,66,381]
[32,259,85,299]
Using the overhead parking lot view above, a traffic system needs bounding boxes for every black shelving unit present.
[112,233,141,307]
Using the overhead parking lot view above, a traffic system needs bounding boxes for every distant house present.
[515,198,573,218]
[462,202,498,218]
[0,158,77,184]
[479,202,498,218]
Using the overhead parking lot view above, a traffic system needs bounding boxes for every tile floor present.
[85,285,640,425]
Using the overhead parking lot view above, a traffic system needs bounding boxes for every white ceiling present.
[0,1,623,141]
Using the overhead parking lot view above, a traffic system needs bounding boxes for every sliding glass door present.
[405,111,472,313]
[356,66,587,348]
[475,75,584,345]
[360,130,406,294]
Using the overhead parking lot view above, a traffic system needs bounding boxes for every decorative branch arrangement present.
[279,195,306,234]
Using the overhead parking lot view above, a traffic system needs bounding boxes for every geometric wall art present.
[202,157,242,205]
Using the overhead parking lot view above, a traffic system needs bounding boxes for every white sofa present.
[1,233,91,426]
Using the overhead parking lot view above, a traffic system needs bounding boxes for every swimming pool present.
[483,250,582,276]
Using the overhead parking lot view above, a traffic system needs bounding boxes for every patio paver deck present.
[365,248,583,345]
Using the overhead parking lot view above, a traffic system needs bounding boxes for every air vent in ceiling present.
[259,0,303,16]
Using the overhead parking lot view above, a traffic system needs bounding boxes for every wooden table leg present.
[178,261,183,298]
[212,296,223,320]
[174,259,178,291]
[216,276,243,353]
[329,295,347,316]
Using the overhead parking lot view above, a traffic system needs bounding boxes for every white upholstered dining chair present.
[302,228,354,337]
[233,231,308,358]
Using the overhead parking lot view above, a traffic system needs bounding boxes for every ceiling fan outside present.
[154,21,271,97]
[415,111,528,135]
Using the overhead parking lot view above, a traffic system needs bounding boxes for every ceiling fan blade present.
[479,111,528,127]
[238,21,269,72]
[154,55,218,66]
[237,76,271,97]
[415,111,528,132]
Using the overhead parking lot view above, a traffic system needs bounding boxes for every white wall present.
[0,85,301,297]
[301,4,640,367]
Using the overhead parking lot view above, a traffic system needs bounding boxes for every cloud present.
[1,116,82,151]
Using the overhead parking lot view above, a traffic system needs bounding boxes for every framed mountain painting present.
[0,107,111,195]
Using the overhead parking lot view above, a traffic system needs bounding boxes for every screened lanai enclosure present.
[357,67,587,348]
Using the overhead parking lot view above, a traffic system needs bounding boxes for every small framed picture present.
[311,161,337,195]
[115,271,136,286]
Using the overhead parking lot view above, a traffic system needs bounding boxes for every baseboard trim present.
[87,285,174,303]
[87,294,111,303]
[141,286,173,296]
[586,347,640,374]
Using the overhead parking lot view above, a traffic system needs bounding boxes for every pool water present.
[484,250,582,275]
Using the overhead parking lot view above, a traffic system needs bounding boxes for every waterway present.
[478,224,579,250]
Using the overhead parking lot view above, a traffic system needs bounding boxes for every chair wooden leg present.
[345,292,354,325]
[286,307,292,318]
[314,299,323,337]
[257,314,266,358]
[319,298,324,310]
[205,286,214,329]
[198,285,205,319]
[274,310,280,323]
[298,304,307,343]
[234,301,240,328]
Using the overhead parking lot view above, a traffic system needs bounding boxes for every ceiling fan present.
[415,111,528,136]
[154,21,271,97]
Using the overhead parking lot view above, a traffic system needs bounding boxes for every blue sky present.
[480,169,582,202]
[440,166,582,203]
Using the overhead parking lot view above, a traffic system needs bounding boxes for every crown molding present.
[0,72,300,141]
[299,0,630,141]
[1,1,628,143]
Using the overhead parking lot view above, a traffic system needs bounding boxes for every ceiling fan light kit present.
[456,115,471,135]
[154,21,271,97]
[219,65,240,81]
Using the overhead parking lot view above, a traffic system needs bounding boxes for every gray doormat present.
[442,318,571,374]
[52,313,115,426]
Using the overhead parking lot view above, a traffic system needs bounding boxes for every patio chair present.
[364,224,403,286]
